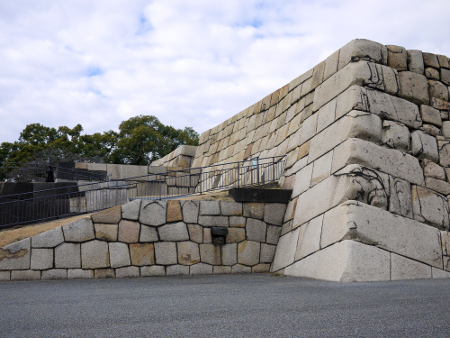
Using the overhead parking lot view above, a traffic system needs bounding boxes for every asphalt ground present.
[0,274,449,337]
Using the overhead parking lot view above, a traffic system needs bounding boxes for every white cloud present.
[0,0,449,144]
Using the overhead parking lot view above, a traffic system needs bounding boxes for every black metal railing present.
[0,156,285,228]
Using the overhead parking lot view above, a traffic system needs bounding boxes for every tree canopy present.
[0,115,199,166]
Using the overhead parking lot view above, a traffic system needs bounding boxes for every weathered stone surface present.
[11,270,40,281]
[226,228,245,243]
[266,225,281,245]
[317,99,336,133]
[0,271,12,281]
[407,50,425,74]
[260,243,276,263]
[41,269,67,280]
[91,206,121,224]
[238,241,261,265]
[292,164,313,198]
[167,265,189,276]
[284,240,390,282]
[425,67,440,80]
[252,264,270,273]
[31,248,53,270]
[309,110,382,162]
[242,203,264,220]
[198,216,229,227]
[31,227,64,248]
[263,203,287,225]
[332,138,425,186]
[386,45,407,71]
[398,71,429,105]
[213,266,232,274]
[199,244,221,265]
[421,105,442,127]
[231,264,252,274]
[94,268,115,278]
[272,228,300,271]
[130,243,155,266]
[412,185,450,230]
[118,220,140,243]
[121,199,141,221]
[187,224,203,243]
[442,122,450,139]
[108,242,131,268]
[140,201,166,226]
[167,200,183,223]
[158,222,189,241]
[139,225,158,242]
[311,151,333,186]
[389,177,413,218]
[229,216,246,228]
[441,68,450,85]
[295,215,322,261]
[432,268,450,278]
[382,121,410,152]
[115,266,140,278]
[68,269,93,279]
[94,223,118,242]
[177,241,200,265]
[411,130,439,162]
[423,52,440,68]
[200,201,220,215]
[63,218,95,243]
[181,200,199,223]
[338,39,387,70]
[391,254,432,280]
[429,80,449,101]
[0,238,30,270]
[322,201,443,268]
[81,240,110,269]
[140,265,165,277]
[423,160,446,180]
[439,141,450,167]
[55,243,81,269]
[221,243,237,266]
[190,263,213,275]
[154,242,177,265]
[246,219,266,242]
[220,201,242,216]
[203,228,212,244]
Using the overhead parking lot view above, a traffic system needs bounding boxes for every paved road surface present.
[1,274,449,337]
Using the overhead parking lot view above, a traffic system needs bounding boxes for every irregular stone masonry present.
[0,200,287,280]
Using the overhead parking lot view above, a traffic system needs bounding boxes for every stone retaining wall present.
[150,145,198,168]
[0,199,286,281]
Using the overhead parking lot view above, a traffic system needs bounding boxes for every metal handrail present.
[0,156,286,228]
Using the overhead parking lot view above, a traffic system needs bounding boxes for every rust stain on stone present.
[0,248,28,261]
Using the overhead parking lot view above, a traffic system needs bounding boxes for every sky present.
[1,0,450,143]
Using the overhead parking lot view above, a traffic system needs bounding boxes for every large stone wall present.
[150,145,198,168]
[0,199,286,281]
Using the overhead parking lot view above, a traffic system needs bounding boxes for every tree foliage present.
[0,115,199,168]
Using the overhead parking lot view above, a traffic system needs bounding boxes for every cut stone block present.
[55,243,81,269]
[439,141,450,167]
[187,224,203,243]
[81,240,110,269]
[432,268,450,279]
[386,45,407,71]
[442,121,450,139]
[158,222,189,241]
[214,266,232,274]
[423,52,440,68]
[94,269,115,278]
[309,110,382,162]
[130,243,155,266]
[11,270,40,281]
[222,243,237,266]
[226,228,245,243]
[95,223,118,242]
[246,219,266,242]
[118,220,140,243]
[31,227,64,248]
[260,244,276,263]
[252,264,270,273]
[321,201,443,268]
[266,225,282,245]
[139,225,159,242]
[229,216,246,228]
[31,248,53,270]
[190,263,213,275]
[411,185,450,230]
[237,241,260,266]
[243,203,264,220]
[389,177,413,218]
[264,203,287,226]
[140,201,166,226]
[429,80,449,101]
[154,242,177,265]
[122,199,141,221]
[332,138,425,186]
[382,120,410,152]
[271,228,300,271]
[91,206,121,224]
[398,71,429,105]
[423,159,446,180]
[62,218,95,243]
[108,242,131,268]
[167,265,189,276]
[338,39,387,70]
[311,151,333,186]
[292,164,313,198]
[0,238,30,270]
[115,266,140,278]
[0,271,10,281]
[295,215,323,261]
[426,177,450,195]
[391,253,432,280]
[199,244,221,265]
[177,241,200,265]
[425,67,440,80]
[140,265,165,277]
[200,201,220,215]
[220,201,242,216]
[407,50,425,74]
[231,264,252,274]
[167,200,183,223]
[68,269,93,279]
[41,269,67,280]
[441,69,450,85]
[284,240,390,282]
[198,216,229,227]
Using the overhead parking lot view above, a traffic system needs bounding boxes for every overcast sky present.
[1,0,449,143]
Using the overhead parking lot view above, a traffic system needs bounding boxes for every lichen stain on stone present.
[0,248,28,261]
